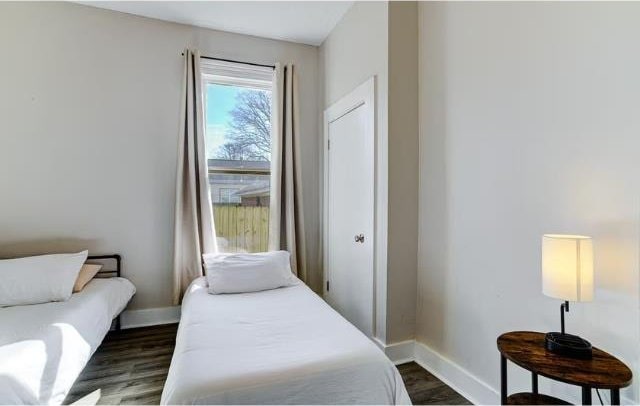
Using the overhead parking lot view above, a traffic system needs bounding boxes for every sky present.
[205,83,241,158]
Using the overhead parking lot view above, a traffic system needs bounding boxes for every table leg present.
[611,389,620,405]
[531,372,538,394]
[582,386,592,405]
[500,355,507,405]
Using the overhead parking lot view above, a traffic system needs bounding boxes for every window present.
[201,59,273,253]
[217,188,240,204]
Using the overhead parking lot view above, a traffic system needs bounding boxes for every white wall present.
[0,2,320,309]
[319,1,390,342]
[387,1,419,344]
[319,1,418,345]
[418,2,640,403]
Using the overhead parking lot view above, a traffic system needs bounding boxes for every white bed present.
[0,277,135,405]
[161,277,410,405]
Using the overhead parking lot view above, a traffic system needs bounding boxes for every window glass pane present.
[206,83,271,161]
[204,81,272,253]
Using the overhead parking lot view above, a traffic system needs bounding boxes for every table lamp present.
[542,234,594,359]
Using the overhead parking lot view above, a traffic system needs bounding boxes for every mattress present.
[0,277,136,405]
[161,277,411,405]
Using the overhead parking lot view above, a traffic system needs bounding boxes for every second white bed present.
[161,277,410,405]
[0,277,136,405]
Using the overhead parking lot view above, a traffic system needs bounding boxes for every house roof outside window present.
[208,159,270,172]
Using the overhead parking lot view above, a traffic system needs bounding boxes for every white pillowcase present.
[0,250,88,307]
[203,251,297,294]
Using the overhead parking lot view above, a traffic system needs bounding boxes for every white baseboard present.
[413,341,498,405]
[377,339,497,405]
[120,306,181,329]
[383,340,416,365]
[382,339,636,406]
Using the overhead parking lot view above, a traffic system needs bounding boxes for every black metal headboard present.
[87,254,121,278]
[87,254,123,330]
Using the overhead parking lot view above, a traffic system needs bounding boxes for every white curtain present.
[269,64,307,282]
[172,49,217,304]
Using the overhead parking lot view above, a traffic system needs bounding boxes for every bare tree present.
[214,90,272,161]
[216,142,244,160]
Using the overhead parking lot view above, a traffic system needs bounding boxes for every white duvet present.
[161,277,411,405]
[0,277,135,405]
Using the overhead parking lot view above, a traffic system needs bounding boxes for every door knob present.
[354,234,365,243]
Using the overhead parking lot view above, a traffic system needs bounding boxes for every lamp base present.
[545,332,593,359]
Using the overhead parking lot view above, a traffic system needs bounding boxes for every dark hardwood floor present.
[65,324,469,405]
[398,362,471,405]
[65,324,177,405]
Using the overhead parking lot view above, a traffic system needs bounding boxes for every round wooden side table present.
[497,331,632,405]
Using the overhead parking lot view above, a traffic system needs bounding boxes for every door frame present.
[323,77,382,339]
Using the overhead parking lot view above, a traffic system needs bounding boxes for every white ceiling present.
[76,1,353,46]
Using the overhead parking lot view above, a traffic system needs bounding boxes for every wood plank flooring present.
[65,324,469,405]
[64,324,176,405]
[397,362,471,405]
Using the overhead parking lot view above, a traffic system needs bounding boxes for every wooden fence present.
[213,205,269,253]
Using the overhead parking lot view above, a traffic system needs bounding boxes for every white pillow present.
[203,251,297,294]
[0,250,88,307]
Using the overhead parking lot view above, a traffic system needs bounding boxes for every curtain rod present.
[181,52,275,70]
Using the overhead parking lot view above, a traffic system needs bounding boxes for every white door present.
[324,78,375,337]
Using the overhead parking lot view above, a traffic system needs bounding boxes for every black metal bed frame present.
[87,254,123,330]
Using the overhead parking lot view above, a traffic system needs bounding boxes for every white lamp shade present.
[542,234,594,302]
